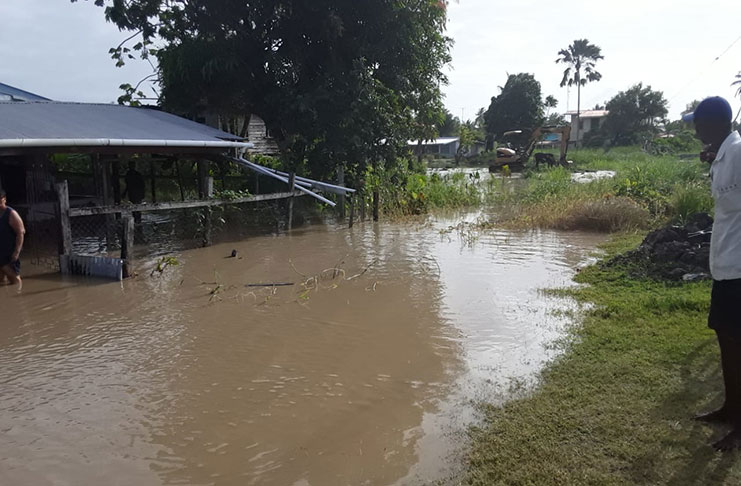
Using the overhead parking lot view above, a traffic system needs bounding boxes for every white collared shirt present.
[710,130,741,280]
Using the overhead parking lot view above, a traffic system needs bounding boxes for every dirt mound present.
[608,213,713,281]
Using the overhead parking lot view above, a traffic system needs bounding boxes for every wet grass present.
[487,148,712,232]
[465,236,741,485]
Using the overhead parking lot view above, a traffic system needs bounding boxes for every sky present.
[444,0,741,121]
[1,0,739,122]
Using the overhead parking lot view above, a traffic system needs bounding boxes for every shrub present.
[668,182,714,223]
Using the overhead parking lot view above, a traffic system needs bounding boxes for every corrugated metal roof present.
[0,101,245,144]
[565,110,608,118]
[407,137,459,146]
[0,82,50,102]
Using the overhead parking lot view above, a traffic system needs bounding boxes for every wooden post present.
[149,160,157,203]
[175,160,186,201]
[98,156,117,250]
[202,176,214,247]
[287,172,296,231]
[348,194,355,228]
[112,158,121,205]
[372,160,379,222]
[360,189,366,222]
[337,166,346,220]
[56,181,72,273]
[121,213,135,278]
[197,160,209,199]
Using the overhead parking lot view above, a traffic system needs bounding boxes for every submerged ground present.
[2,146,735,485]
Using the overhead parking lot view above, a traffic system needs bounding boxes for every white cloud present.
[0,0,155,103]
[444,0,741,121]
[1,0,739,122]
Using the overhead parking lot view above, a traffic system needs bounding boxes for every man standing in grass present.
[685,96,741,450]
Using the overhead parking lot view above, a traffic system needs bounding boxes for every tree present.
[455,124,475,164]
[544,113,566,126]
[544,95,558,114]
[484,73,544,147]
[437,109,461,137]
[556,39,604,140]
[77,0,451,179]
[682,100,701,117]
[599,83,668,146]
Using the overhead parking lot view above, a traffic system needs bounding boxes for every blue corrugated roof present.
[0,101,244,143]
[0,83,50,102]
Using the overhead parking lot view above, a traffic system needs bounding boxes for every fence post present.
[56,181,72,273]
[121,213,135,278]
[372,161,379,222]
[149,159,157,203]
[337,166,346,220]
[287,172,296,231]
[98,156,117,250]
[348,194,355,228]
[202,176,214,247]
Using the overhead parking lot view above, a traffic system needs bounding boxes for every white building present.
[565,109,608,145]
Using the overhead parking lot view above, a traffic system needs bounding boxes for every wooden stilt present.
[348,194,355,228]
[337,166,346,220]
[202,176,214,247]
[56,181,72,272]
[121,213,135,278]
[149,159,157,203]
[287,172,296,231]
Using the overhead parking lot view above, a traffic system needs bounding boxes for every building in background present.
[566,109,608,145]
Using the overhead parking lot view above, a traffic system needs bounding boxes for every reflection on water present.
[0,212,604,485]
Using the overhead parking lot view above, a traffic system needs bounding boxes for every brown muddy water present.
[0,213,605,486]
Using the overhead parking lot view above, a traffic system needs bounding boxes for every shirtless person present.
[0,189,25,289]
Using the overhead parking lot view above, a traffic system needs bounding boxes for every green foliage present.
[596,83,669,146]
[555,39,603,117]
[363,158,493,216]
[437,109,461,137]
[669,182,714,223]
[484,73,545,146]
[213,189,251,200]
[151,256,180,276]
[644,131,702,155]
[51,154,91,172]
[455,124,476,163]
[492,148,711,230]
[556,39,604,89]
[86,0,452,178]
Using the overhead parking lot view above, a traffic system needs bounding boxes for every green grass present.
[488,148,712,231]
[465,238,741,485]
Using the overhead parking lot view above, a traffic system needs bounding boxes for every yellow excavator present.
[489,125,572,172]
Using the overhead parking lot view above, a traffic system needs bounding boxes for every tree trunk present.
[576,83,581,147]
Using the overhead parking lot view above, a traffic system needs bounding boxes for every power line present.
[668,33,741,103]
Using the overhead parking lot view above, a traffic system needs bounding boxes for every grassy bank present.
[490,148,713,231]
[466,235,741,485]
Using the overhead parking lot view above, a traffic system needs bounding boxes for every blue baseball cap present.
[682,96,732,123]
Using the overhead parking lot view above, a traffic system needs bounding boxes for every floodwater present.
[0,213,605,485]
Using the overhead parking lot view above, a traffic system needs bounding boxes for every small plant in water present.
[151,256,180,276]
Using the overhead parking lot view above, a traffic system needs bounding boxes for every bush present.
[668,182,714,223]
[561,197,650,232]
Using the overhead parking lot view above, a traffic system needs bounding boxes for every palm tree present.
[544,95,558,115]
[556,39,604,142]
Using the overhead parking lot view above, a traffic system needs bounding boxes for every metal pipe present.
[232,157,336,206]
[262,167,356,195]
